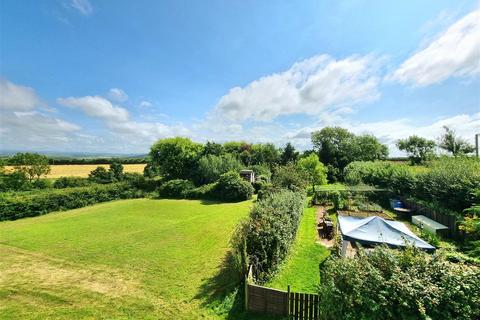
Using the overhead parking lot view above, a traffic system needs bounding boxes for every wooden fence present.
[245,266,320,319]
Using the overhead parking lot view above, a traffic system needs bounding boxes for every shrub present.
[88,166,113,184]
[0,182,143,221]
[212,171,254,201]
[32,179,52,189]
[318,246,480,320]
[53,177,91,188]
[0,171,31,191]
[184,183,216,199]
[123,173,159,192]
[272,162,308,192]
[158,179,195,198]
[232,189,306,282]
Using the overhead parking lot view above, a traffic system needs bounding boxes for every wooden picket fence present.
[245,265,320,319]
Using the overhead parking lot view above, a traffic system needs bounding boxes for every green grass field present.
[0,198,273,319]
[267,206,330,293]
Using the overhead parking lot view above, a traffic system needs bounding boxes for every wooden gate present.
[245,265,320,319]
[288,290,320,319]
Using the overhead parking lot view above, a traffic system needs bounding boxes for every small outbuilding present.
[240,169,255,183]
[338,215,435,256]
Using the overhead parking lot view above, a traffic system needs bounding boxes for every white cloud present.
[214,54,381,122]
[108,88,128,102]
[70,0,93,16]
[389,9,480,86]
[0,110,83,150]
[139,100,153,108]
[0,79,42,111]
[58,96,130,122]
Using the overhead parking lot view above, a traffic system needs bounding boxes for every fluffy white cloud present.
[70,0,93,16]
[389,9,480,86]
[214,54,381,122]
[0,79,42,110]
[108,88,128,102]
[58,96,130,122]
[0,111,83,150]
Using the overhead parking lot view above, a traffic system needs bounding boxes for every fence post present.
[287,285,290,317]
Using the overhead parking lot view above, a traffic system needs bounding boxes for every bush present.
[53,177,91,188]
[32,179,52,189]
[0,171,31,191]
[88,166,114,184]
[184,183,216,199]
[318,246,480,320]
[158,179,195,198]
[123,173,159,192]
[212,171,254,201]
[0,182,143,221]
[232,189,306,282]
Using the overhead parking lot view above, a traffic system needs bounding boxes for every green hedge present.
[0,182,143,221]
[157,171,254,202]
[344,158,480,212]
[232,189,306,282]
[158,179,195,198]
[318,246,480,320]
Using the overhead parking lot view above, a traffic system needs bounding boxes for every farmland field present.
[0,198,263,319]
[5,164,146,178]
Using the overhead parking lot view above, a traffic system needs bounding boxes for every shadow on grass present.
[195,251,285,320]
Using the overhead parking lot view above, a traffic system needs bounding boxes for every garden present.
[0,125,479,319]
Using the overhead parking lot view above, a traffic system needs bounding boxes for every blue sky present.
[0,0,479,155]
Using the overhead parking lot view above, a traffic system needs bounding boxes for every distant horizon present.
[1,1,479,156]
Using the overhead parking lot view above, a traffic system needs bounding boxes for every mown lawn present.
[0,198,273,319]
[267,206,330,293]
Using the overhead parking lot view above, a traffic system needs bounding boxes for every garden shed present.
[240,169,255,183]
[338,215,435,256]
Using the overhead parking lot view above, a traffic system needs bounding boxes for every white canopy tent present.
[338,215,435,254]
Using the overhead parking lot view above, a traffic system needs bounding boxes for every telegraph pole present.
[476,133,479,158]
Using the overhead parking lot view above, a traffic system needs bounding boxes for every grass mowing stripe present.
[0,198,254,319]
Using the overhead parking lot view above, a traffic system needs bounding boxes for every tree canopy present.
[298,153,328,192]
[397,135,436,165]
[311,127,388,180]
[438,126,474,156]
[9,152,51,182]
[149,137,203,180]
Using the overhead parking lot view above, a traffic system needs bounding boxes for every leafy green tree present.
[397,135,436,165]
[9,152,51,182]
[88,166,113,184]
[280,142,299,165]
[438,126,474,156]
[251,143,280,167]
[213,171,254,201]
[355,134,389,161]
[272,162,308,191]
[298,153,328,192]
[311,127,388,181]
[109,161,124,181]
[149,137,203,180]
[196,154,242,184]
[202,141,224,156]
